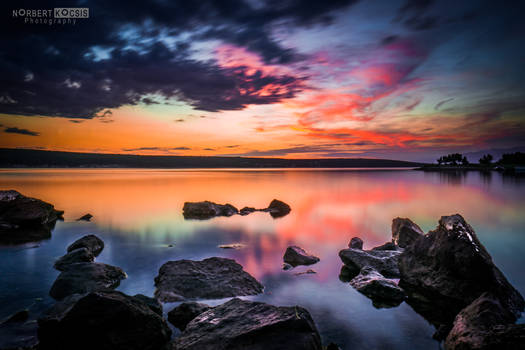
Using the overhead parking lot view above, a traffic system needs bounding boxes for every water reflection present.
[1,169,524,349]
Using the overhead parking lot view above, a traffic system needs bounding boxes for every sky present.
[1,0,524,162]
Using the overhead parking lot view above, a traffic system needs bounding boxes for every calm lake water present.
[1,168,524,349]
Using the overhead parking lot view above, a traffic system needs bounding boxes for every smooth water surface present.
[1,169,524,349]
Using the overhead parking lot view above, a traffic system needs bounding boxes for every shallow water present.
[1,168,524,349]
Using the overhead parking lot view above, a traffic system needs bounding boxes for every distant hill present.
[0,148,424,168]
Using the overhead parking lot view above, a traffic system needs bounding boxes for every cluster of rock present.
[339,214,525,349]
[0,190,64,244]
[183,199,291,219]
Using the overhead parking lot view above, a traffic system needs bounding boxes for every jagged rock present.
[67,235,104,257]
[348,237,363,249]
[239,207,256,216]
[154,257,263,302]
[173,298,322,350]
[168,302,211,331]
[391,217,423,248]
[183,201,238,219]
[2,310,29,324]
[371,242,398,251]
[445,292,525,350]
[133,294,162,316]
[49,262,127,300]
[76,213,93,221]
[399,214,525,325]
[339,248,401,278]
[0,190,63,244]
[283,246,320,267]
[38,290,171,350]
[349,267,405,307]
[54,248,94,271]
[266,199,291,218]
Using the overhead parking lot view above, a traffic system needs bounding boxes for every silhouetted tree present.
[436,153,466,166]
[461,156,469,166]
[498,152,525,165]
[479,154,493,166]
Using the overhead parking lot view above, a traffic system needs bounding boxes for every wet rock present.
[294,269,316,276]
[173,298,322,350]
[339,248,401,278]
[2,310,29,324]
[133,294,162,316]
[168,302,211,331]
[371,242,398,251]
[391,217,424,248]
[266,199,291,218]
[38,290,171,350]
[0,190,63,244]
[445,292,525,350]
[239,207,256,216]
[283,263,293,271]
[54,248,94,271]
[0,318,38,350]
[399,214,525,323]
[49,262,127,300]
[183,201,238,219]
[218,243,245,249]
[283,246,320,267]
[76,213,93,221]
[154,257,263,302]
[326,343,342,350]
[338,265,360,283]
[348,237,363,249]
[349,267,405,307]
[67,234,104,257]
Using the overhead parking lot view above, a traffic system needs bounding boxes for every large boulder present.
[399,214,525,323]
[38,290,171,350]
[54,248,95,271]
[67,234,104,256]
[183,201,238,219]
[349,267,405,308]
[0,190,63,244]
[173,298,322,350]
[348,237,363,249]
[154,257,263,302]
[391,217,424,248]
[266,199,291,218]
[133,294,163,316]
[168,302,211,330]
[339,248,401,278]
[283,246,320,267]
[49,262,127,300]
[445,293,525,350]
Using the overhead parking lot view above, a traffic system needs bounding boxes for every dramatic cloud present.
[4,127,40,136]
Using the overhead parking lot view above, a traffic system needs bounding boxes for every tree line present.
[436,152,525,167]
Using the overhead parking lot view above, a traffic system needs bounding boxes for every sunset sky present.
[1,0,524,161]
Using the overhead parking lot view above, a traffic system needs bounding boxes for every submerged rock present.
[2,309,29,324]
[266,199,291,218]
[38,290,171,350]
[349,267,405,308]
[183,201,238,219]
[339,248,401,278]
[49,262,127,300]
[168,302,211,331]
[348,237,363,249]
[154,257,263,302]
[239,207,256,216]
[173,298,322,350]
[391,217,424,248]
[283,246,320,267]
[67,234,104,257]
[399,214,525,324]
[54,248,95,271]
[294,269,317,276]
[76,213,93,221]
[0,190,63,244]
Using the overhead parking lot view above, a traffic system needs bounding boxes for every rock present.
[54,248,94,271]
[338,265,360,282]
[326,343,342,350]
[239,207,256,216]
[266,199,291,218]
[283,263,293,271]
[445,292,525,350]
[339,248,401,278]
[67,234,104,257]
[173,298,322,350]
[391,217,424,248]
[0,317,38,350]
[371,242,398,251]
[399,214,525,323]
[348,237,363,249]
[349,267,405,307]
[183,201,238,219]
[49,262,127,300]
[0,190,63,244]
[76,213,93,221]
[38,290,171,350]
[2,309,29,324]
[154,257,263,302]
[294,269,316,276]
[168,302,211,331]
[218,243,245,249]
[133,294,163,316]
[283,246,320,267]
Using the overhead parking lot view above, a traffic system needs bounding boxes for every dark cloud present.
[380,35,398,46]
[174,119,185,123]
[434,98,454,110]
[69,120,84,123]
[204,148,215,151]
[4,126,40,136]
[122,146,191,152]
[225,145,240,148]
